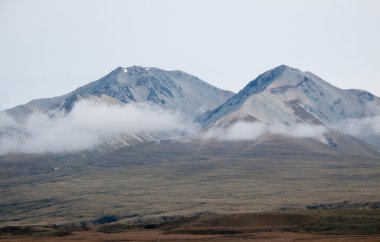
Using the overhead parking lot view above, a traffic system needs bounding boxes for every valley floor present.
[1,140,380,241]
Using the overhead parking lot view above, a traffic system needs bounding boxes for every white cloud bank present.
[333,116,380,137]
[2,99,380,155]
[202,121,328,141]
[0,100,195,155]
[203,116,380,147]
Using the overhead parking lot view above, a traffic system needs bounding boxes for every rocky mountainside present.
[200,65,380,128]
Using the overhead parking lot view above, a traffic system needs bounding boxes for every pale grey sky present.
[0,0,379,110]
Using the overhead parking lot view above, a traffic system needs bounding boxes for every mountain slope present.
[0,66,234,154]
[201,65,380,128]
[4,66,234,121]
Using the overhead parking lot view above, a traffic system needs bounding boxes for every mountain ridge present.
[4,66,234,121]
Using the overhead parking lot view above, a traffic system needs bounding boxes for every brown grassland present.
[1,140,380,241]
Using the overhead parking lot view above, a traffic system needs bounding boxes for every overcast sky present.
[0,0,379,110]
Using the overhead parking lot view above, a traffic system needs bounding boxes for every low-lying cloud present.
[2,99,380,155]
[333,116,380,137]
[203,116,380,147]
[0,100,195,155]
[202,122,267,141]
[202,121,328,141]
[331,116,380,147]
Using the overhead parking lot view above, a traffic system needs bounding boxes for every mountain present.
[1,64,380,155]
[200,65,380,128]
[4,66,234,121]
[0,66,234,153]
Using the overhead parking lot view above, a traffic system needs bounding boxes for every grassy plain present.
[0,139,380,241]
